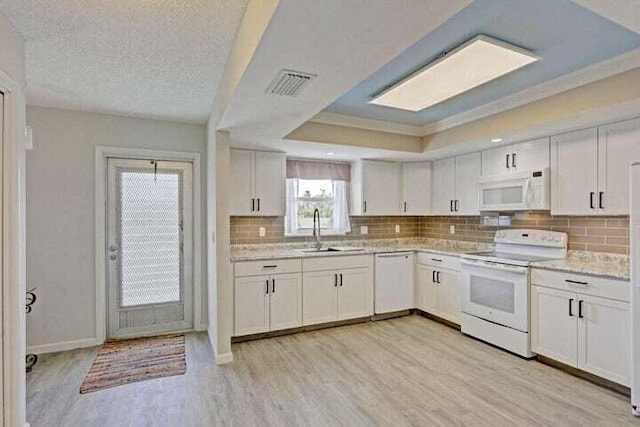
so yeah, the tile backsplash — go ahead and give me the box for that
[230,213,630,255]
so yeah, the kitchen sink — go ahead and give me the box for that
[298,247,365,253]
[298,247,341,253]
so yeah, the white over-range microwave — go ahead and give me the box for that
[478,168,550,211]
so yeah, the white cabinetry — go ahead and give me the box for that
[482,138,549,176]
[234,259,302,336]
[431,153,480,216]
[531,268,630,385]
[401,162,431,215]
[230,149,285,216]
[415,253,461,325]
[551,118,640,215]
[302,255,374,326]
[352,160,401,215]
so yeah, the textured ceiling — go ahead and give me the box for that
[0,0,248,123]
[326,0,640,126]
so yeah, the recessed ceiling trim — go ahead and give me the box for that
[370,35,540,112]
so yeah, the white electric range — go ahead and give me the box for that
[460,229,568,358]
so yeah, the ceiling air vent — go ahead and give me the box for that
[266,69,316,97]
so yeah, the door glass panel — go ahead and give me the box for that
[119,170,182,307]
[483,186,523,205]
[469,275,515,313]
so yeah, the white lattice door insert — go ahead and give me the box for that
[107,158,193,339]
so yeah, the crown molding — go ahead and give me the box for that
[420,46,640,135]
[309,111,423,136]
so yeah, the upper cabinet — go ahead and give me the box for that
[230,149,285,216]
[352,160,401,215]
[482,138,549,176]
[551,118,640,215]
[402,162,431,215]
[431,153,480,216]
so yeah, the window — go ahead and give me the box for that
[285,160,351,236]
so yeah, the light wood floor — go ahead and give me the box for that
[27,316,637,426]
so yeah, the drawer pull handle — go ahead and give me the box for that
[431,258,442,262]
[565,279,588,286]
[262,265,278,269]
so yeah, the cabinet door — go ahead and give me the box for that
[551,128,598,215]
[416,265,438,314]
[302,271,338,326]
[269,273,302,331]
[254,151,285,216]
[482,145,510,176]
[431,157,456,215]
[402,162,431,215]
[455,152,481,215]
[512,137,549,172]
[437,269,461,325]
[598,118,640,215]
[362,160,401,215]
[234,276,269,336]
[531,286,578,366]
[229,149,255,215]
[577,295,630,386]
[337,267,373,321]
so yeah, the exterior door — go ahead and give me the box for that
[107,158,193,339]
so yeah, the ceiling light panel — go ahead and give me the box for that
[370,35,540,112]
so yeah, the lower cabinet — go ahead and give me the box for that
[531,283,630,386]
[302,267,373,326]
[234,272,302,336]
[415,263,461,325]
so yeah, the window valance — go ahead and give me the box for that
[286,159,351,181]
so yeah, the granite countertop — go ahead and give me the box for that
[531,251,630,281]
[230,238,494,262]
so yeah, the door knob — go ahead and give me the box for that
[109,245,118,252]
[109,254,117,261]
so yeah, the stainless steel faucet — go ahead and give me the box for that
[312,208,322,250]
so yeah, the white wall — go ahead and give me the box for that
[0,10,27,427]
[25,106,207,350]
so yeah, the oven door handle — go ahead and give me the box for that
[460,259,528,274]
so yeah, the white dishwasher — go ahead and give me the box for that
[375,252,414,314]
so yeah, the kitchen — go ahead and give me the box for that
[4,0,640,425]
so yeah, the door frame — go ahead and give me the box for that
[95,146,202,344]
[0,67,27,426]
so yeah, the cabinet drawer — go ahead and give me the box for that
[303,255,373,272]
[235,258,301,277]
[531,268,629,302]
[416,252,460,271]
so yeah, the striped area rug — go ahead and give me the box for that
[80,334,186,394]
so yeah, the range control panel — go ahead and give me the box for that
[494,229,568,248]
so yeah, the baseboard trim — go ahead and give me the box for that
[414,309,461,331]
[215,352,234,365]
[27,338,101,355]
[536,355,630,396]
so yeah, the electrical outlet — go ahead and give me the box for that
[360,226,368,235]
[395,224,400,234]
[450,225,455,234]
[259,227,266,237]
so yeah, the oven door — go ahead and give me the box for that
[460,259,529,332]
